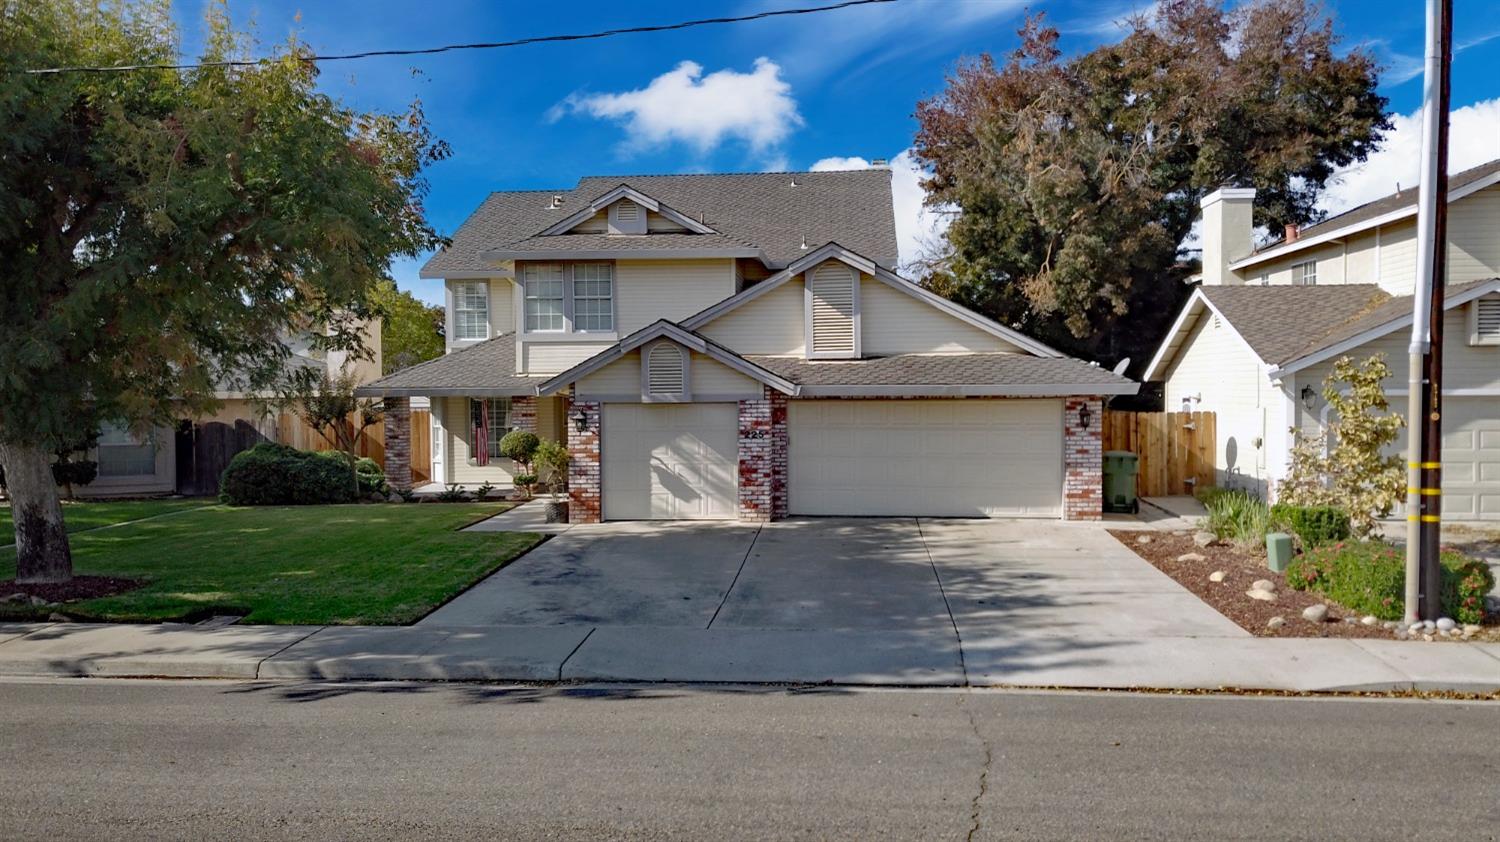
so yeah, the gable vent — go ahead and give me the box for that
[808,263,857,357]
[617,199,639,222]
[646,343,686,395]
[1474,298,1500,345]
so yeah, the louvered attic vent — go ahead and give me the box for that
[608,198,647,235]
[808,262,857,358]
[1471,297,1500,346]
[646,343,686,397]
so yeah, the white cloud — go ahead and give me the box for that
[810,150,951,271]
[1319,97,1500,215]
[552,58,801,161]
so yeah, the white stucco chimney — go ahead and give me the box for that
[1198,187,1256,286]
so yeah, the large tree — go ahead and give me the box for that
[913,0,1389,366]
[372,279,445,374]
[0,1,448,582]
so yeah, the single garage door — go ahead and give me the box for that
[602,403,738,520]
[1429,398,1500,521]
[788,399,1063,518]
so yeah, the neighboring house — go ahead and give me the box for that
[358,169,1136,523]
[75,320,384,498]
[1145,159,1500,520]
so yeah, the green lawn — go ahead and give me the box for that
[0,498,212,539]
[0,503,541,625]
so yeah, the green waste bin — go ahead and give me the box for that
[1102,450,1139,514]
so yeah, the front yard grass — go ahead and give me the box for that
[0,503,541,625]
[0,498,212,539]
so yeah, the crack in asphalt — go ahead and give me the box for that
[915,518,968,685]
[960,693,994,842]
[706,524,762,630]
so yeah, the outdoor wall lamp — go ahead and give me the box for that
[1300,385,1318,411]
[572,408,590,433]
[1078,405,1093,430]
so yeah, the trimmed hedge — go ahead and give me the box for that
[1287,540,1494,625]
[219,443,358,506]
[1269,504,1350,548]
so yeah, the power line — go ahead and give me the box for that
[19,0,899,74]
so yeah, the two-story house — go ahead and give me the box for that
[358,169,1136,523]
[1144,159,1500,520]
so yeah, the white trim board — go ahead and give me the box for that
[1141,288,1268,381]
[535,184,718,237]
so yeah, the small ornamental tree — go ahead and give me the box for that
[1279,354,1405,536]
[274,367,383,498]
[499,430,540,498]
[0,2,448,582]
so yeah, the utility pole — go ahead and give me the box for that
[1404,0,1452,623]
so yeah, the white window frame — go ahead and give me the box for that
[521,262,616,336]
[96,422,156,477]
[467,397,512,463]
[571,263,615,333]
[1293,261,1317,286]
[452,281,490,341]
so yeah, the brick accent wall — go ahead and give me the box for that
[510,395,537,433]
[383,396,413,491]
[566,398,602,524]
[1063,396,1103,521]
[737,387,789,521]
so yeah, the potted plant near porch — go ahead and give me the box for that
[533,438,570,523]
[499,430,540,500]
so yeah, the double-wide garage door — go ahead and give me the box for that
[788,399,1064,518]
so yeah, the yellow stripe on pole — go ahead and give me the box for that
[1408,461,1442,469]
[1407,514,1443,522]
[1406,487,1442,495]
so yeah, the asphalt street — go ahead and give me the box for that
[0,679,1496,840]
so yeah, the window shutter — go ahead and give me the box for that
[809,263,856,356]
[1475,298,1500,344]
[646,344,685,395]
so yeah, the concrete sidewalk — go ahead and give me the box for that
[0,621,1497,693]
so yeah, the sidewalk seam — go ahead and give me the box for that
[254,627,330,679]
[556,627,596,680]
[706,524,761,630]
[915,518,968,687]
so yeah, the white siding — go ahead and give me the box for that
[1162,311,1276,494]
[860,276,1019,354]
[439,396,517,486]
[575,348,760,400]
[445,277,515,349]
[1377,220,1418,296]
[615,259,735,334]
[691,353,758,395]
[698,278,806,355]
[521,341,614,375]
[1449,185,1500,285]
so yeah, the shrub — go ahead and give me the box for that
[475,481,497,501]
[435,483,469,502]
[1202,489,1282,551]
[500,430,540,468]
[1193,486,1233,507]
[1287,540,1494,624]
[219,443,358,506]
[1269,504,1350,548]
[52,459,98,495]
[354,456,387,496]
[533,439,569,501]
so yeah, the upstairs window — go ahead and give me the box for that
[572,263,614,332]
[453,281,489,340]
[523,264,566,332]
[1293,261,1317,286]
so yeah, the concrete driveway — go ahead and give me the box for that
[420,517,1244,642]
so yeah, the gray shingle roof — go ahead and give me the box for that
[353,334,546,397]
[1197,278,1500,368]
[746,354,1137,394]
[421,169,899,276]
[1256,158,1500,251]
[1198,284,1389,365]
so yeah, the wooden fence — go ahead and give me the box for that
[1101,410,1216,498]
[275,408,432,485]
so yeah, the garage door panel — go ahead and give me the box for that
[1392,398,1500,522]
[603,403,737,520]
[789,399,1062,518]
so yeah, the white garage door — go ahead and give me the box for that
[788,399,1063,518]
[602,403,738,520]
[1433,398,1500,521]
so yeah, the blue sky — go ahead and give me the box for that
[171,0,1500,304]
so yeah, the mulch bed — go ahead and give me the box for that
[0,576,143,616]
[1109,530,1391,639]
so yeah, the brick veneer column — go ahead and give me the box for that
[383,396,413,491]
[737,386,790,522]
[1063,396,1103,521]
[510,395,537,433]
[567,398,601,523]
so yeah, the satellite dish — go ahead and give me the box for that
[1112,357,1131,375]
